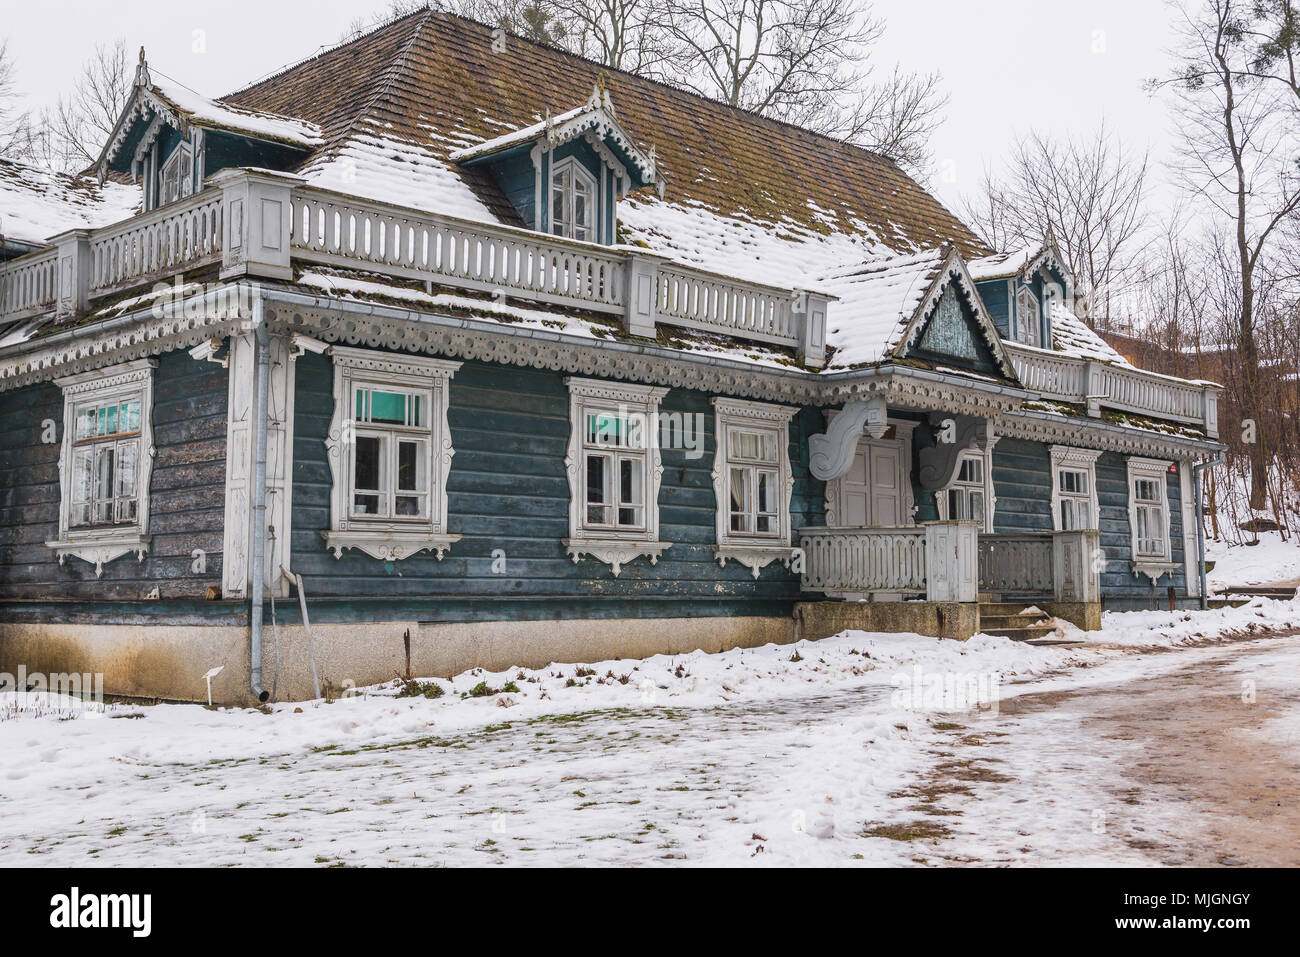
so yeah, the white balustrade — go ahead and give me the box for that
[1005,340,1218,435]
[0,248,58,318]
[799,526,928,594]
[88,192,224,296]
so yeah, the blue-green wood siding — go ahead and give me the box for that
[0,351,227,601]
[975,279,1011,337]
[991,438,1186,598]
[289,352,825,621]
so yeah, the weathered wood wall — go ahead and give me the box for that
[991,437,1186,599]
[0,351,227,602]
[289,352,825,623]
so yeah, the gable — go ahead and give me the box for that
[907,283,1002,375]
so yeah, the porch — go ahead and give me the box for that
[795,525,1102,640]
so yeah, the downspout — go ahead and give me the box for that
[1193,452,1225,611]
[249,291,271,702]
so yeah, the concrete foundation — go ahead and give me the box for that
[1040,601,1102,631]
[794,601,980,642]
[0,615,796,706]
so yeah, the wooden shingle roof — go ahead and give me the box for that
[223,9,987,258]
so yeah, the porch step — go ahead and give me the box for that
[1223,585,1298,600]
[980,624,1059,642]
[978,602,1060,642]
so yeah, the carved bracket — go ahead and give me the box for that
[808,396,888,481]
[918,414,989,491]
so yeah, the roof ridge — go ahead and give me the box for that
[223,6,431,102]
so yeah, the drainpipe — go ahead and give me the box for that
[249,291,271,702]
[1192,452,1225,611]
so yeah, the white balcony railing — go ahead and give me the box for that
[1004,340,1219,437]
[0,247,58,320]
[89,191,224,297]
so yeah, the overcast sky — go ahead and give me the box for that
[2,0,1182,214]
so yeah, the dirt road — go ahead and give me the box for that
[894,633,1300,866]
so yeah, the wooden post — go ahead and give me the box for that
[211,168,304,281]
[925,520,979,603]
[50,228,92,317]
[1051,529,1100,603]
[795,290,829,370]
[622,250,660,338]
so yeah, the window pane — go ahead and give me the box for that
[121,400,141,433]
[353,435,382,514]
[586,453,610,525]
[94,446,115,522]
[970,491,983,521]
[730,467,750,532]
[76,407,96,440]
[117,441,137,498]
[367,390,407,425]
[618,457,643,527]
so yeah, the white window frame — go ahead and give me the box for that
[712,397,798,578]
[1126,456,1176,583]
[159,142,194,206]
[1015,285,1041,348]
[323,347,462,562]
[1050,445,1101,532]
[549,156,597,242]
[46,359,156,576]
[563,377,669,575]
[935,438,998,532]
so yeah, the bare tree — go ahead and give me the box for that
[961,123,1152,326]
[36,39,132,172]
[656,0,945,173]
[554,0,675,73]
[1155,0,1300,512]
[0,39,36,161]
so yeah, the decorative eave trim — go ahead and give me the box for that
[711,396,798,422]
[1,285,1224,466]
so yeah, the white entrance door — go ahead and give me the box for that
[837,438,906,527]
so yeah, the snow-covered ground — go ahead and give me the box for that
[2,598,1299,867]
[1207,530,1300,588]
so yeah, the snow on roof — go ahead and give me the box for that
[448,103,590,162]
[820,249,949,369]
[300,128,496,222]
[967,248,1033,282]
[0,159,139,248]
[1049,303,1131,365]
[150,71,324,149]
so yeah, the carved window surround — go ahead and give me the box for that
[323,346,462,562]
[934,430,999,532]
[1126,456,1175,583]
[1049,445,1102,532]
[563,377,669,576]
[712,397,799,577]
[46,359,157,576]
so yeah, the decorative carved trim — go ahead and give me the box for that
[563,539,670,577]
[711,397,798,560]
[322,529,461,562]
[48,358,156,573]
[1126,456,1174,575]
[808,396,887,480]
[1132,560,1178,584]
[1049,444,1102,532]
[45,533,151,578]
[563,376,668,575]
[714,545,798,578]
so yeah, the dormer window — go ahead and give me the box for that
[1015,285,1040,348]
[550,158,596,242]
[160,143,194,206]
